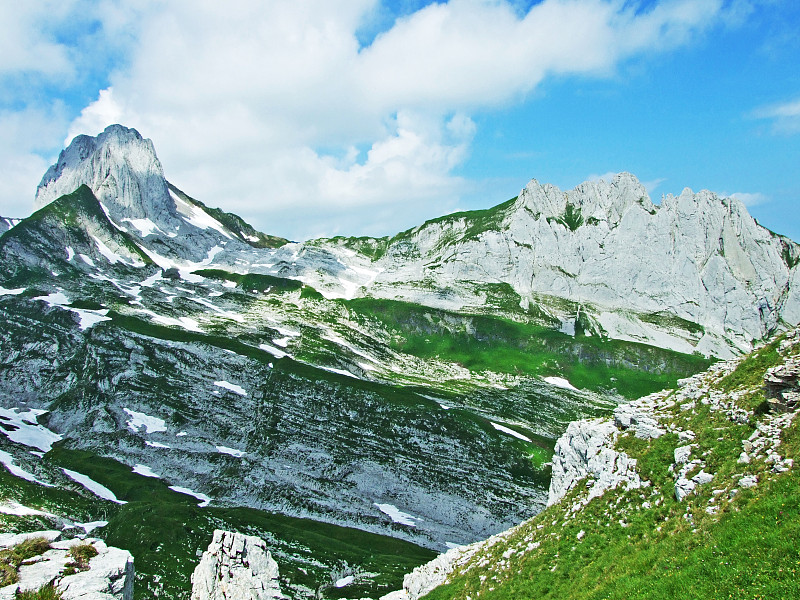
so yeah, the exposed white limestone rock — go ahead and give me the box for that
[674,445,693,465]
[0,533,133,600]
[190,530,283,600]
[548,418,644,507]
[379,527,517,600]
[335,172,800,358]
[614,402,666,440]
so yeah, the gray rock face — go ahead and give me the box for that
[0,533,133,600]
[764,354,800,412]
[33,125,252,264]
[614,402,666,440]
[190,530,283,600]
[548,418,644,507]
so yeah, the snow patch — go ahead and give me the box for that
[98,202,128,232]
[0,449,54,487]
[139,271,164,287]
[132,464,161,478]
[169,485,211,507]
[216,445,245,457]
[214,381,248,396]
[0,407,62,452]
[62,468,127,504]
[172,191,233,239]
[123,217,162,237]
[136,308,203,332]
[123,408,167,434]
[75,521,108,534]
[490,422,533,443]
[92,235,144,267]
[335,576,354,588]
[0,286,25,296]
[374,503,421,527]
[543,376,578,391]
[0,500,54,518]
[32,291,111,330]
[65,246,75,261]
[189,296,244,323]
[79,254,95,267]
[145,441,171,449]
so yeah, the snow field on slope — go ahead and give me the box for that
[123,408,167,434]
[62,468,127,504]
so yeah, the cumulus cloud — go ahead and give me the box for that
[2,0,731,236]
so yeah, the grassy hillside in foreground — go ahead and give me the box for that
[422,330,800,600]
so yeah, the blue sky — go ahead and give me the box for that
[1,0,798,242]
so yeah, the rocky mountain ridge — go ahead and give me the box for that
[25,125,800,360]
[311,174,800,359]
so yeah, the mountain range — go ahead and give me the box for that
[0,124,798,599]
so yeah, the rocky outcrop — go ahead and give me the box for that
[0,531,133,600]
[764,346,799,413]
[547,418,644,507]
[190,530,283,600]
[379,527,518,600]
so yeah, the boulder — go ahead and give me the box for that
[764,358,800,413]
[548,418,643,507]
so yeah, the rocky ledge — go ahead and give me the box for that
[0,531,133,600]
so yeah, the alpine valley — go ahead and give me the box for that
[0,125,798,599]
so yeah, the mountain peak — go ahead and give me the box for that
[34,124,176,228]
[515,172,652,227]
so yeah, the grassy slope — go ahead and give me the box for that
[424,333,799,600]
[314,196,518,260]
[343,298,712,400]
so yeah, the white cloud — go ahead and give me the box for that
[65,88,123,146]
[0,2,75,77]
[3,0,729,237]
[728,192,768,207]
[753,97,800,134]
[0,106,69,216]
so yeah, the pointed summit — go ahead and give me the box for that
[35,125,178,231]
